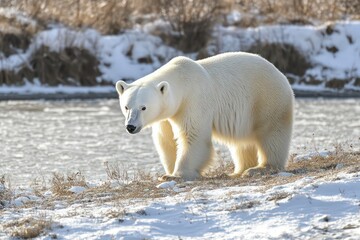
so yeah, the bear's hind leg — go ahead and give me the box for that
[152,121,177,175]
[243,125,291,177]
[229,144,258,178]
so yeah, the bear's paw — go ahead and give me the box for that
[158,174,180,182]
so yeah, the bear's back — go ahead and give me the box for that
[197,52,292,95]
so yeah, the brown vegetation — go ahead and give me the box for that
[0,32,31,57]
[0,175,11,209]
[0,46,104,86]
[2,216,53,239]
[6,148,359,208]
[325,78,349,89]
[2,0,358,33]
[1,0,141,34]
[0,0,359,86]
[51,171,87,196]
[158,0,222,53]
[1,150,358,238]
[248,42,311,77]
[227,0,360,27]
[0,148,359,240]
[1,147,358,240]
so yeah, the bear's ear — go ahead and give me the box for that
[157,81,169,95]
[116,80,129,95]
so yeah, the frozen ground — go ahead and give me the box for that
[1,99,359,187]
[1,165,360,239]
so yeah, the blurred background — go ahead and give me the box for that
[0,0,359,94]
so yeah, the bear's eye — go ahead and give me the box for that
[141,106,146,111]
[125,106,129,110]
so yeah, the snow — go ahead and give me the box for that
[1,172,360,239]
[96,31,172,82]
[0,80,115,95]
[1,17,360,95]
[156,180,177,189]
[226,10,242,25]
[213,21,360,84]
[68,186,86,194]
[0,28,180,95]
[33,28,100,54]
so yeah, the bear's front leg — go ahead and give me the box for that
[152,121,177,175]
[171,129,214,181]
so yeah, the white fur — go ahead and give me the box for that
[116,52,294,180]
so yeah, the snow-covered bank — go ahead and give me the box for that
[213,22,360,80]
[1,18,360,96]
[0,28,180,87]
[0,84,117,100]
[1,171,360,239]
[1,151,360,239]
[1,88,360,101]
[189,20,360,93]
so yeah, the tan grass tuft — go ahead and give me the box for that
[2,216,52,239]
[228,200,261,211]
[0,175,12,208]
[51,171,87,196]
[266,192,292,202]
[104,161,154,183]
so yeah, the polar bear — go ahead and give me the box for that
[116,52,294,181]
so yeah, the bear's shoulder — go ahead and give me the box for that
[169,56,195,66]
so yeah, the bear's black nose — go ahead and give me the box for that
[126,125,136,133]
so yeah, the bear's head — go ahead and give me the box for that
[116,80,170,134]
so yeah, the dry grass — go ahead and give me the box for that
[2,216,53,239]
[158,0,222,52]
[101,162,169,200]
[51,149,359,208]
[38,163,167,206]
[288,149,359,175]
[0,175,12,208]
[104,161,154,183]
[266,192,292,202]
[1,149,358,240]
[189,148,360,192]
[51,171,87,196]
[226,0,360,27]
[3,149,359,211]
[2,0,358,34]
[1,0,140,34]
[227,200,262,211]
[1,0,358,49]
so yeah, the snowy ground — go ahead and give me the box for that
[1,152,360,239]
